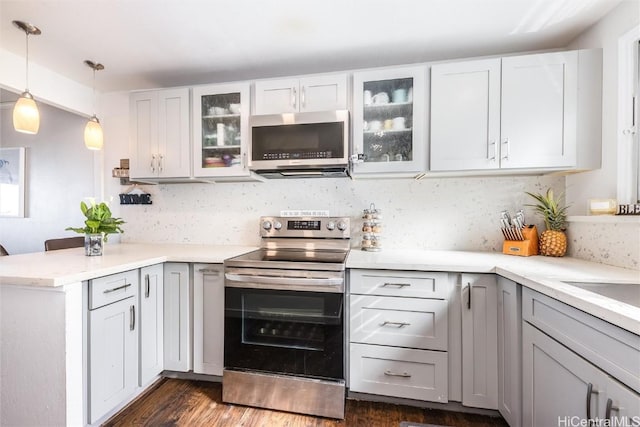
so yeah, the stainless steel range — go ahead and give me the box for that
[222,216,350,419]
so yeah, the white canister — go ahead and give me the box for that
[216,123,225,146]
[363,90,373,105]
[392,117,406,130]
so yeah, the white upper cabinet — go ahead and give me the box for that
[192,83,252,178]
[351,66,428,176]
[129,88,191,179]
[253,74,348,115]
[500,52,577,169]
[431,50,601,172]
[430,59,501,171]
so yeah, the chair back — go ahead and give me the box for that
[44,236,85,251]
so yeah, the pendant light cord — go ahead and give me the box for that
[25,32,29,91]
[92,67,96,115]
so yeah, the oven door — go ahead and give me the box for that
[224,285,344,381]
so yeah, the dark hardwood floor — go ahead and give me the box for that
[103,379,508,427]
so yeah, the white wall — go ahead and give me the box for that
[0,102,98,254]
[566,1,640,213]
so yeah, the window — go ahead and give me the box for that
[617,26,640,205]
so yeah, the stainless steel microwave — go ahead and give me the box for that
[249,110,349,177]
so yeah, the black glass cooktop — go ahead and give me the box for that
[225,248,348,270]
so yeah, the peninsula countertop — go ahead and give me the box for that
[1,243,638,333]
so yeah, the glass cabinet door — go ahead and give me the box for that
[192,83,250,178]
[352,66,427,175]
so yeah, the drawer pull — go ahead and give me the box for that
[586,383,599,422]
[130,305,135,331]
[103,283,131,294]
[381,282,411,288]
[605,398,619,421]
[199,269,221,275]
[384,370,411,378]
[380,321,411,328]
[144,274,150,298]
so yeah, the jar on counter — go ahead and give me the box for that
[370,235,382,250]
[362,220,373,233]
[361,234,372,250]
[371,220,382,233]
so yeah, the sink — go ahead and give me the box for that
[562,281,640,308]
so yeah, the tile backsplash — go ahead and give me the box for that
[118,174,638,270]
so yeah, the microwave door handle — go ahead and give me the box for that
[225,273,343,287]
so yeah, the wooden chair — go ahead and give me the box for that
[0,244,8,256]
[44,236,85,251]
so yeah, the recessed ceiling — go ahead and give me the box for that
[0,0,626,92]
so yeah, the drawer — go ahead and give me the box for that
[350,269,449,299]
[89,269,139,310]
[349,343,448,403]
[522,287,640,393]
[350,295,447,350]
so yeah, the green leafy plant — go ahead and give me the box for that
[66,200,125,242]
[525,188,569,231]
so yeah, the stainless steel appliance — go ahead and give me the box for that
[223,216,350,419]
[249,110,350,178]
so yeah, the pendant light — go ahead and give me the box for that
[84,60,104,150]
[12,20,41,135]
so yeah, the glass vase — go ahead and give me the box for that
[85,233,103,256]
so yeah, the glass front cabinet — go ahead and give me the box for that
[351,66,427,175]
[192,83,251,178]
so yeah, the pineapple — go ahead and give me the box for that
[525,188,569,257]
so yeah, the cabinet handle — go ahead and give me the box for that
[158,154,164,172]
[144,274,150,298]
[292,87,297,110]
[130,305,136,331]
[502,138,510,160]
[301,86,306,108]
[198,268,221,275]
[466,282,472,310]
[488,141,497,161]
[384,370,411,378]
[586,383,599,422]
[380,282,411,288]
[380,321,411,328]
[150,154,156,173]
[103,283,132,294]
[605,398,619,421]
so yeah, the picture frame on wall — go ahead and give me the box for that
[0,147,26,217]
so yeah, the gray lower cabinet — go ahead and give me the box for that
[193,264,224,376]
[497,277,521,427]
[139,264,164,386]
[88,270,140,424]
[163,263,192,372]
[349,269,449,403]
[522,288,640,426]
[460,273,498,410]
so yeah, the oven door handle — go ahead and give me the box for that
[225,273,344,287]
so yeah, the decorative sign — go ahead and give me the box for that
[616,204,640,215]
[119,186,152,205]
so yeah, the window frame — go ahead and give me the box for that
[617,25,640,204]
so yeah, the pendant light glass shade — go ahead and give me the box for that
[84,115,103,150]
[13,91,40,134]
[12,21,41,135]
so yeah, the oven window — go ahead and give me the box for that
[225,287,344,380]
[241,293,338,351]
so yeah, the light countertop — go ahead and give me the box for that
[1,244,638,334]
[0,243,257,287]
[347,249,640,334]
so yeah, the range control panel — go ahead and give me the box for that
[259,216,350,239]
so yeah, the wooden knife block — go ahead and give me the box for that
[502,225,539,257]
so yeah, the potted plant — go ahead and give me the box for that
[525,188,569,257]
[66,199,125,256]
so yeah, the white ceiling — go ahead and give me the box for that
[0,0,626,93]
